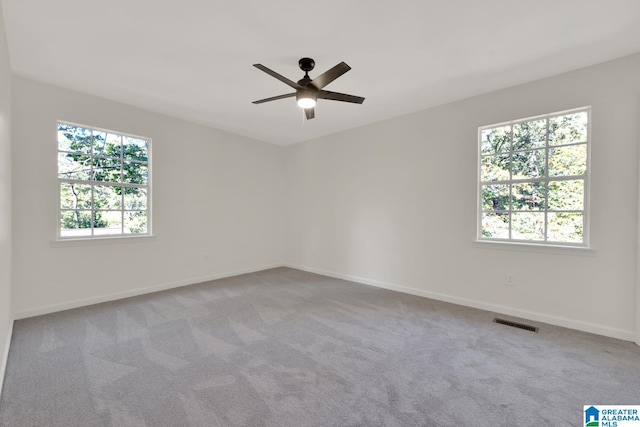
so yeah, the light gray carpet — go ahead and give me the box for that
[1,267,639,426]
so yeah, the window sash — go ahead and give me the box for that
[57,121,151,239]
[477,107,590,246]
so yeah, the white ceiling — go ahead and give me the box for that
[2,0,640,146]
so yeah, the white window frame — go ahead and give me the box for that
[56,121,152,240]
[477,107,591,247]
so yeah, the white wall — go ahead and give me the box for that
[11,77,285,316]
[0,4,12,394]
[285,53,640,341]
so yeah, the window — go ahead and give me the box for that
[478,107,589,246]
[57,121,151,239]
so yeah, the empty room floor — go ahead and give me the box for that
[1,267,639,426]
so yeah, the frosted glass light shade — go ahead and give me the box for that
[297,97,316,109]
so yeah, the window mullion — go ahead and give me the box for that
[544,117,550,241]
[508,125,513,240]
[120,136,124,235]
[90,130,95,236]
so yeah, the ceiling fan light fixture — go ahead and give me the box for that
[297,97,316,109]
[296,91,317,109]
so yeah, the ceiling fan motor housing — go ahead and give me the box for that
[296,71,318,107]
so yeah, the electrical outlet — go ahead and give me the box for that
[505,275,515,286]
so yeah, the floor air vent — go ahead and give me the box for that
[493,318,539,333]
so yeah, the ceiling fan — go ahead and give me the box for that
[252,57,365,120]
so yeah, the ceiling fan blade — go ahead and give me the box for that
[252,93,296,104]
[310,62,351,89]
[305,108,315,120]
[253,64,302,90]
[318,90,365,104]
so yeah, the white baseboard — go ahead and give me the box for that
[13,264,283,320]
[285,263,636,342]
[0,319,14,399]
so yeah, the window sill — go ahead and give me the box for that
[51,234,156,248]
[472,240,597,256]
